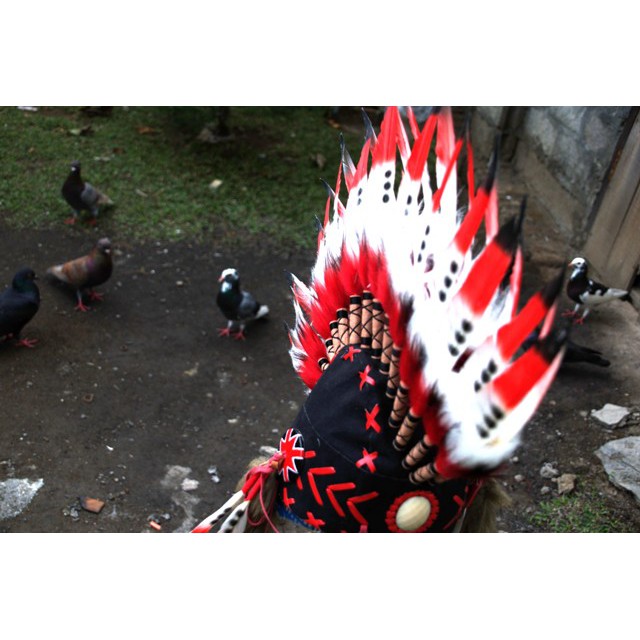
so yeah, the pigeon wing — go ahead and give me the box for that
[0,289,38,336]
[47,255,92,288]
[80,182,102,213]
[237,291,261,320]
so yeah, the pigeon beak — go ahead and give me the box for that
[218,275,224,282]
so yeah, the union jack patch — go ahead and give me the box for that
[278,428,305,482]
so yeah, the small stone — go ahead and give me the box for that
[540,462,559,478]
[80,496,105,513]
[514,474,524,482]
[181,478,199,492]
[207,466,221,483]
[591,403,631,429]
[540,486,551,495]
[595,436,640,504]
[556,473,577,495]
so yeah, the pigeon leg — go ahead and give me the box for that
[64,212,78,225]
[573,309,589,325]
[233,323,247,340]
[86,218,98,227]
[88,289,104,302]
[218,320,236,337]
[15,336,38,348]
[74,290,90,312]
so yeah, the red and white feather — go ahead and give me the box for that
[287,106,566,480]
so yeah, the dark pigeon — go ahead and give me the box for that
[565,256,630,323]
[523,328,610,368]
[216,267,269,340]
[0,267,40,348]
[562,340,610,367]
[47,237,113,312]
[61,160,113,225]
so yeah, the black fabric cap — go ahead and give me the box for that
[276,346,478,532]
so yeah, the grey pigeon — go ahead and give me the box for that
[0,267,40,348]
[61,160,114,225]
[216,268,269,340]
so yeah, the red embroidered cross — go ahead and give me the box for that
[305,511,325,529]
[359,364,375,390]
[282,487,295,508]
[364,403,381,433]
[356,448,378,473]
[342,345,362,362]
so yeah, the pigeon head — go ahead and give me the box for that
[218,268,239,285]
[70,160,81,173]
[13,267,38,289]
[569,257,587,271]
[95,237,112,256]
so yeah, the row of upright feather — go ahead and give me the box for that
[287,107,567,482]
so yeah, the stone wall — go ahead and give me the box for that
[471,106,633,249]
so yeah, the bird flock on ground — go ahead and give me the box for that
[0,158,272,351]
[0,121,632,364]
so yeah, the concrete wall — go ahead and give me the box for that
[471,106,633,248]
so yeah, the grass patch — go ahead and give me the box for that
[0,106,366,250]
[529,486,634,533]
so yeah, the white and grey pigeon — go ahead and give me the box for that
[564,257,631,323]
[216,268,269,340]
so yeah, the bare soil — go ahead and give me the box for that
[2,169,640,533]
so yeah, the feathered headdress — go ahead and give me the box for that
[194,106,567,533]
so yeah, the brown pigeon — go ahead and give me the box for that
[47,238,113,311]
[61,160,114,225]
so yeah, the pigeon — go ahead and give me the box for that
[523,328,610,368]
[193,107,568,534]
[563,340,610,367]
[0,267,40,348]
[47,238,113,312]
[565,256,630,323]
[61,160,114,225]
[216,268,269,339]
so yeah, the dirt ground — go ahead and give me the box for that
[1,168,640,533]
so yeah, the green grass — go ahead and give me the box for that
[529,486,634,533]
[0,106,365,250]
